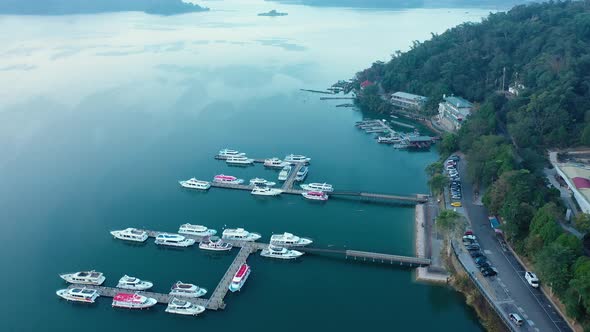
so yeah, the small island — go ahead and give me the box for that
[257,9,288,17]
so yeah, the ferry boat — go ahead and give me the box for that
[222,228,261,241]
[179,178,211,190]
[249,178,276,187]
[278,165,292,181]
[260,245,303,259]
[378,136,398,144]
[213,174,244,185]
[56,287,99,303]
[112,293,157,309]
[226,156,254,165]
[218,149,245,157]
[300,183,334,192]
[228,264,251,292]
[393,142,409,149]
[270,232,313,247]
[302,191,329,201]
[295,166,308,181]
[178,224,217,237]
[169,281,207,298]
[284,154,311,163]
[251,186,282,196]
[199,236,233,251]
[263,158,286,168]
[165,298,206,316]
[117,275,153,291]
[60,271,106,285]
[110,228,148,242]
[155,234,195,247]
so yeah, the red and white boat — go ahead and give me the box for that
[228,264,251,292]
[213,174,244,185]
[302,191,328,201]
[112,293,157,309]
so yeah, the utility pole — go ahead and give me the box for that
[502,66,506,92]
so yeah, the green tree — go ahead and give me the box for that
[438,133,458,156]
[436,209,464,256]
[536,241,578,296]
[428,174,449,196]
[425,161,443,177]
[574,213,590,233]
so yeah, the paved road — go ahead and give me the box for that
[456,158,573,332]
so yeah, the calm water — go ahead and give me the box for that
[0,1,490,331]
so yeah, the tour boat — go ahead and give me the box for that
[178,224,217,237]
[278,165,292,181]
[165,298,206,316]
[199,236,233,251]
[218,149,245,157]
[300,183,334,192]
[226,156,254,165]
[117,275,153,291]
[270,232,313,247]
[169,281,207,298]
[155,233,195,247]
[302,191,329,201]
[112,292,157,309]
[213,174,244,185]
[284,154,311,163]
[378,136,399,144]
[179,178,211,190]
[263,158,286,168]
[60,271,106,285]
[110,228,148,242]
[56,287,99,303]
[249,178,276,187]
[222,228,261,241]
[260,245,304,259]
[251,186,283,196]
[295,166,309,181]
[228,264,251,292]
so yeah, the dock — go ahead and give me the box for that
[298,247,431,267]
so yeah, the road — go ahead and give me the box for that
[456,158,573,332]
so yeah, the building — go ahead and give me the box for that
[390,92,428,111]
[360,80,373,90]
[549,151,590,214]
[438,95,473,131]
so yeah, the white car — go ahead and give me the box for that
[525,271,539,288]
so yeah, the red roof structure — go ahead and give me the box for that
[360,80,373,88]
[573,177,590,189]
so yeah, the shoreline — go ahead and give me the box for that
[414,202,449,284]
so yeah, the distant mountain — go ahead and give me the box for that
[0,0,209,15]
[266,0,534,9]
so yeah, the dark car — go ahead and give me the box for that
[450,155,460,161]
[466,244,480,251]
[481,267,497,277]
[474,256,487,264]
[470,251,484,258]
[477,261,491,269]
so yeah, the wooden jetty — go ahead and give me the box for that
[331,191,428,203]
[298,247,431,267]
[319,97,354,100]
[206,245,255,310]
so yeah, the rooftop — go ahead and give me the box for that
[444,96,473,109]
[560,164,590,204]
[392,91,428,101]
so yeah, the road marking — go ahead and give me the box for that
[527,320,534,326]
[484,249,492,254]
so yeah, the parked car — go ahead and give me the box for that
[451,201,462,207]
[525,271,539,288]
[466,244,480,251]
[450,155,460,161]
[482,267,498,277]
[477,261,491,269]
[470,251,484,258]
[474,256,487,265]
[509,313,524,326]
[464,230,473,236]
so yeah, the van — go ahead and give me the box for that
[509,313,524,326]
[525,271,539,288]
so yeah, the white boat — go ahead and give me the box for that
[284,154,311,163]
[222,228,261,241]
[213,174,244,184]
[165,298,206,316]
[270,232,313,247]
[251,186,283,196]
[229,264,251,293]
[56,287,99,303]
[300,183,334,192]
[179,178,211,190]
[60,271,106,285]
[278,165,292,181]
[178,224,217,237]
[112,293,157,309]
[155,234,195,247]
[263,158,287,168]
[117,275,153,291]
[169,281,207,298]
[302,191,329,201]
[226,156,254,165]
[199,236,233,251]
[110,228,148,242]
[249,178,276,187]
[295,166,308,181]
[218,149,245,157]
[260,245,303,259]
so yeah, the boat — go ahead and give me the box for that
[218,149,245,157]
[110,228,148,242]
[295,166,308,181]
[278,165,292,181]
[284,154,311,163]
[258,9,288,16]
[112,292,157,309]
[213,174,244,184]
[169,281,207,298]
[165,298,206,316]
[378,136,399,144]
[226,156,254,165]
[56,287,99,303]
[60,271,106,285]
[199,236,233,251]
[300,183,334,192]
[260,245,303,259]
[117,275,153,291]
[178,224,217,237]
[263,158,286,168]
[155,233,195,247]
[251,186,282,196]
[249,178,276,187]
[222,228,261,241]
[302,191,329,201]
[228,264,251,292]
[270,232,313,247]
[393,143,409,149]
[179,178,211,190]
